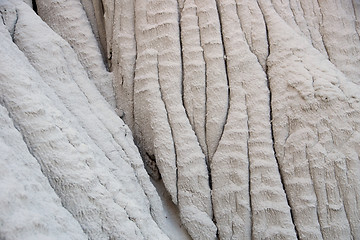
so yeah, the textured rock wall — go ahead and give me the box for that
[1,0,360,239]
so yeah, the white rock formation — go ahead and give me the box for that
[1,0,359,239]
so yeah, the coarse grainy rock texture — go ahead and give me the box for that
[0,0,359,239]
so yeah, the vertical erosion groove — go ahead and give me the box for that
[109,0,137,130]
[178,1,186,121]
[3,0,360,239]
[194,0,229,162]
[180,0,208,159]
[87,0,108,66]
[132,0,137,130]
[134,0,216,238]
[133,47,178,202]
[213,0,231,161]
[234,0,268,70]
[267,57,300,239]
[244,93,252,239]
[262,10,300,240]
[258,1,360,238]
[211,0,252,239]
[156,53,179,204]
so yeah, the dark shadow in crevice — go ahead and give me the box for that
[32,0,37,14]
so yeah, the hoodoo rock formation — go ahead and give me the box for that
[1,0,360,239]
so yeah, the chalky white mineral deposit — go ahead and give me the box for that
[1,0,360,239]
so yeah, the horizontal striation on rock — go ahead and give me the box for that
[1,0,360,239]
[180,0,207,157]
[133,48,178,202]
[0,1,172,239]
[35,0,116,107]
[215,0,297,239]
[260,0,360,238]
[0,103,88,240]
[135,0,216,238]
[193,0,229,162]
[235,0,269,70]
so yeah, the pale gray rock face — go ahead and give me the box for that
[0,0,359,239]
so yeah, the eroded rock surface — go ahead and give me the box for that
[1,0,359,239]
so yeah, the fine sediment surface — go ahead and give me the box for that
[1,0,359,239]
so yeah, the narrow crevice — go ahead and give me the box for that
[92,0,109,70]
[177,2,188,130]
[194,5,210,163]
[132,0,137,132]
[211,3,231,237]
[315,0,330,61]
[322,39,331,62]
[244,93,253,239]
[212,0,231,164]
[32,0,38,14]
[107,0,116,71]
[194,4,212,190]
[12,9,19,41]
[145,151,161,180]
[177,3,207,160]
[155,53,179,203]
[193,3,217,233]
[255,0,269,59]
[202,51,213,190]
[0,6,18,41]
[267,63,300,240]
[0,15,5,26]
[178,6,207,161]
[263,19,300,239]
